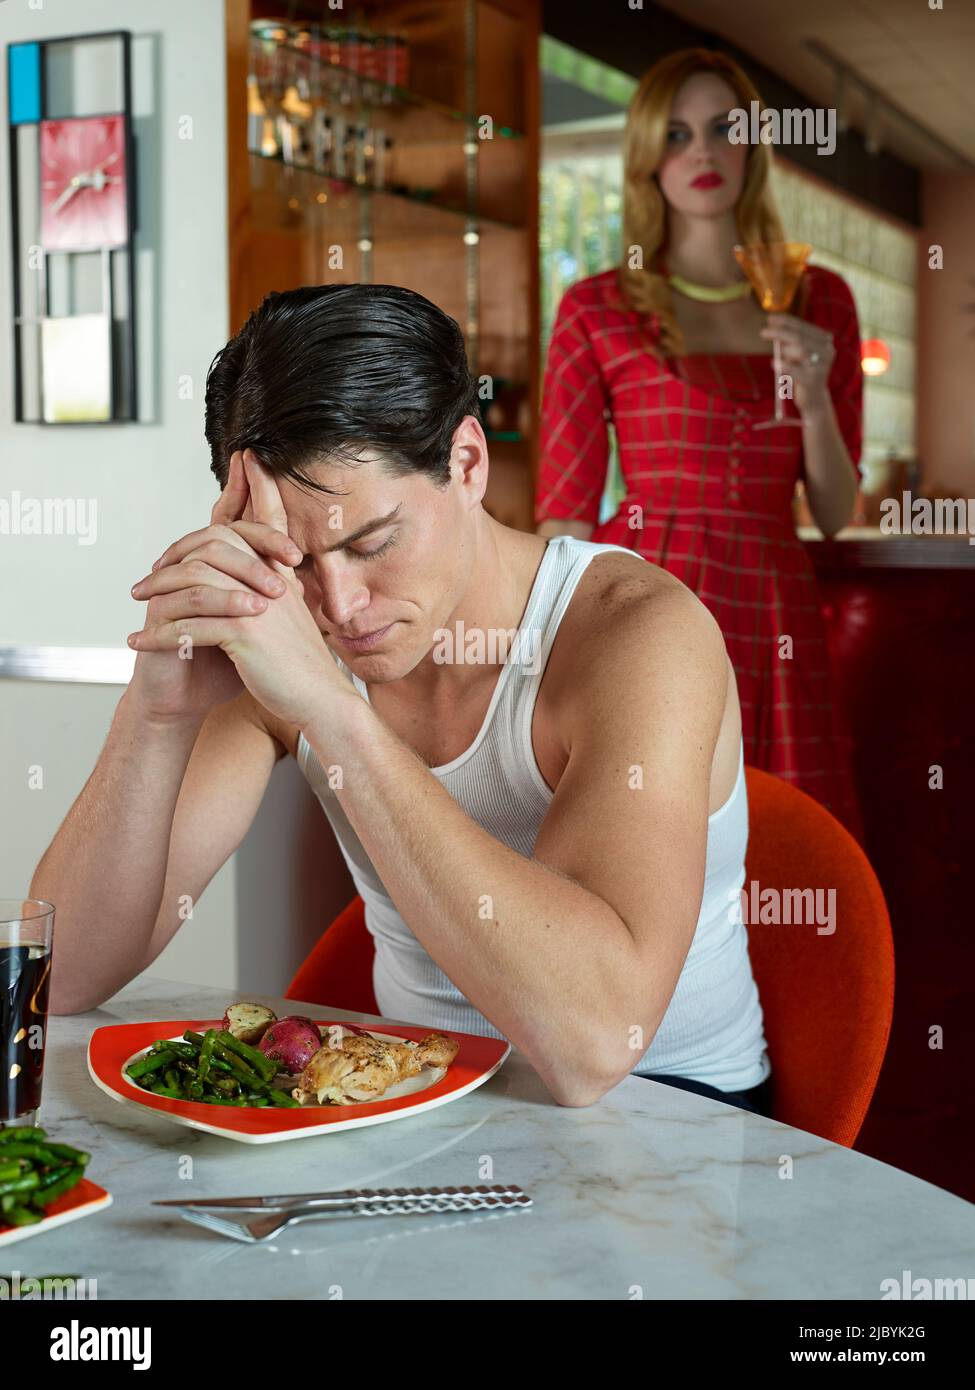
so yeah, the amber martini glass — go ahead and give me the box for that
[733,241,812,429]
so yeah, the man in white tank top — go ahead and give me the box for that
[38,284,770,1115]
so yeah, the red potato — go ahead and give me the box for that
[258,1016,325,1075]
[222,1002,276,1044]
[322,1021,373,1043]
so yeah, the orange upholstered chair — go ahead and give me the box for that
[286,894,378,1016]
[285,767,894,1146]
[742,766,894,1147]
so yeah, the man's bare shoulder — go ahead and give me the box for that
[557,548,719,663]
[552,550,727,721]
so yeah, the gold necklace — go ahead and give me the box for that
[660,256,752,303]
[668,273,753,303]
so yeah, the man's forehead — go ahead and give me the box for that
[281,484,402,553]
[279,478,350,523]
[278,453,378,517]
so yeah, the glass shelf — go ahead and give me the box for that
[252,31,525,140]
[239,0,536,476]
[249,149,522,231]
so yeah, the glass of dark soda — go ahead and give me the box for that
[0,900,55,1129]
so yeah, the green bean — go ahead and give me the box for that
[0,1160,25,1182]
[35,1161,73,1190]
[0,1125,47,1143]
[176,1063,204,1094]
[4,1203,43,1226]
[32,1165,84,1208]
[0,1142,62,1164]
[41,1142,89,1166]
[188,1028,218,1098]
[211,1043,264,1087]
[126,1048,177,1079]
[267,1088,301,1108]
[197,1029,218,1083]
[0,1171,41,1196]
[215,1031,277,1083]
[176,1045,236,1071]
[207,1076,240,1097]
[177,1054,233,1077]
[132,1029,296,1109]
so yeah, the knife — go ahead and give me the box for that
[153,1184,529,1213]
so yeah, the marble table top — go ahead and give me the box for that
[15,977,975,1299]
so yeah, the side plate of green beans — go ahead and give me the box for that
[124,1028,301,1109]
[0,1127,91,1228]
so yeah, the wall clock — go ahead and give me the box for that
[40,115,129,252]
[7,30,137,423]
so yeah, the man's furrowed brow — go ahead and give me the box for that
[310,503,403,555]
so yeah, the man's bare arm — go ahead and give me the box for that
[33,690,283,1015]
[299,574,727,1107]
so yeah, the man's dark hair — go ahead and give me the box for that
[204,283,481,497]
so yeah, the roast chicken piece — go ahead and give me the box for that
[293,1030,460,1106]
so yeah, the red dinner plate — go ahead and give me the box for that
[87,1017,510,1144]
[0,1178,112,1247]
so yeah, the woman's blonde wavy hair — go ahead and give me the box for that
[616,48,786,357]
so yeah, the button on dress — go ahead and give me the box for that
[536,265,863,838]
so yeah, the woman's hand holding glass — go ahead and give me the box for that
[760,314,837,420]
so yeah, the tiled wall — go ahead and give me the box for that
[770,161,918,484]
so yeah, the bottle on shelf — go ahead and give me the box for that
[247,74,267,155]
[372,129,391,191]
[309,109,333,175]
[278,78,313,166]
[331,110,349,180]
[247,18,407,194]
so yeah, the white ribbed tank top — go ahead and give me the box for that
[296,535,771,1092]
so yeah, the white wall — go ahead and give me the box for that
[0,0,231,640]
[0,0,357,1000]
[0,0,239,989]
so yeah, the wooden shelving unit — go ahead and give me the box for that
[225,0,540,531]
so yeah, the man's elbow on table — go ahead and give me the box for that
[48,960,131,1017]
[544,1062,638,1109]
[538,1028,654,1108]
[48,986,105,1017]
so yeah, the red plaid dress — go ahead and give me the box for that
[535,264,864,839]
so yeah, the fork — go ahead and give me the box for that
[161,1185,532,1243]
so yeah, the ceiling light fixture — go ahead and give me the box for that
[805,39,974,170]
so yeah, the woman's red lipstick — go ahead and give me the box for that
[690,171,724,189]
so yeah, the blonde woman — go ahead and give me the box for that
[536,48,863,838]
